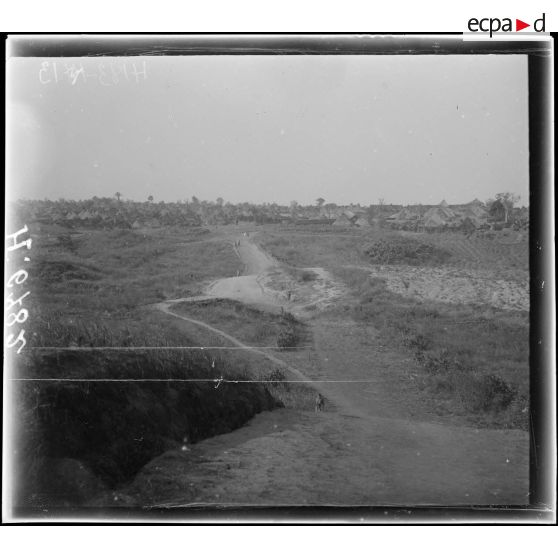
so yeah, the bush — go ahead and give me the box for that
[477,373,517,411]
[404,333,431,352]
[418,349,518,414]
[277,326,298,350]
[298,270,317,282]
[281,310,298,324]
[56,233,78,253]
[266,368,287,387]
[260,368,317,410]
[402,326,523,424]
[35,259,103,283]
[363,236,452,265]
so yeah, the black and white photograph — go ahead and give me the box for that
[3,34,554,524]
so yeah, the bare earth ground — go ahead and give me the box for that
[345,264,528,312]
[111,228,529,507]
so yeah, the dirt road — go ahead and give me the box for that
[204,234,282,310]
[134,231,529,507]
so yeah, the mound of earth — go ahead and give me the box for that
[362,265,528,312]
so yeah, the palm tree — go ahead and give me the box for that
[289,200,298,219]
[496,192,520,223]
[316,197,325,208]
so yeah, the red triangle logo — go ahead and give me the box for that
[516,19,530,31]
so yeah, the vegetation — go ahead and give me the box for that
[363,236,453,266]
[333,268,529,430]
[260,368,320,411]
[12,227,278,506]
[27,226,238,320]
[12,191,528,234]
[8,204,530,508]
[170,299,306,350]
[260,227,529,430]
[15,303,285,506]
[261,230,455,267]
[276,325,299,350]
[296,269,318,282]
[259,230,365,268]
[424,234,528,272]
[15,335,278,506]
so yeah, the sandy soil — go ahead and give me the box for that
[260,266,346,314]
[116,229,529,508]
[346,264,529,312]
[163,231,345,315]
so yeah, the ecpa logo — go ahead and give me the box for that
[467,12,546,37]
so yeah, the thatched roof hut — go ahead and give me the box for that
[355,216,371,227]
[333,214,353,227]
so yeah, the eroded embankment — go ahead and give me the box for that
[14,350,278,507]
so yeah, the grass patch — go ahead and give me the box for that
[258,228,527,274]
[332,267,529,430]
[26,226,240,319]
[363,236,452,266]
[259,227,528,429]
[170,299,307,349]
[258,230,368,268]
[12,225,284,507]
[259,368,320,411]
[258,229,451,268]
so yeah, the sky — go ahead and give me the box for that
[7,54,529,206]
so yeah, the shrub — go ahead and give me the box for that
[405,333,431,352]
[281,310,298,324]
[277,326,298,350]
[34,259,103,283]
[477,373,517,411]
[266,368,287,387]
[410,339,521,420]
[363,236,452,265]
[298,269,318,282]
[260,368,317,410]
[56,233,78,253]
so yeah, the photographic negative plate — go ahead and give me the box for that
[3,34,555,524]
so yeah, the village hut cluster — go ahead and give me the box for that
[278,198,528,236]
[384,199,529,234]
[16,198,202,230]
[13,196,528,235]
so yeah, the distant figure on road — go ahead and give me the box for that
[287,290,292,301]
[315,393,325,412]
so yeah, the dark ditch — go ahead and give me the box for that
[14,350,279,507]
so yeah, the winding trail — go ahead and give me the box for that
[155,304,309,383]
[154,233,314,382]
[135,229,530,507]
